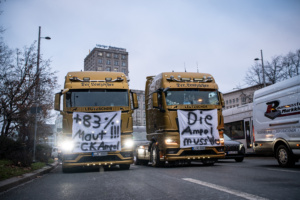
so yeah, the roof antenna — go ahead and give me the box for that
[197,62,199,73]
[184,62,186,72]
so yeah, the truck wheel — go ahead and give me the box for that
[151,143,163,167]
[135,156,148,165]
[235,157,244,162]
[119,164,130,170]
[276,145,295,167]
[135,156,141,165]
[62,166,72,173]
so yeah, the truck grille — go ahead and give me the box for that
[78,155,121,163]
[180,150,216,156]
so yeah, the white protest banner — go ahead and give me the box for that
[72,111,121,153]
[177,109,220,148]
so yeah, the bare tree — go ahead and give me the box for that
[244,63,263,86]
[0,41,58,144]
[283,49,300,78]
[264,55,284,84]
[245,49,300,87]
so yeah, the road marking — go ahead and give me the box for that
[267,168,300,173]
[182,178,269,200]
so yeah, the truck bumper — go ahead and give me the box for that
[162,147,225,161]
[62,151,133,168]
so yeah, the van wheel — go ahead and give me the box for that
[151,143,163,167]
[276,145,295,167]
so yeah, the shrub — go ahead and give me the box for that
[35,144,52,163]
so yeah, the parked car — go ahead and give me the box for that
[223,134,245,162]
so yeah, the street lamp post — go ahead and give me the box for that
[33,26,51,162]
[254,50,266,87]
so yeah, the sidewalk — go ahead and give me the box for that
[0,161,58,193]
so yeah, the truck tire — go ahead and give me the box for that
[119,164,130,170]
[235,157,244,162]
[135,156,148,165]
[276,145,295,167]
[151,143,163,167]
[62,166,72,173]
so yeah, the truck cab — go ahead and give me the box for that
[55,71,138,172]
[136,72,225,167]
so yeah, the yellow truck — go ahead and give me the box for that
[135,72,225,166]
[54,71,138,172]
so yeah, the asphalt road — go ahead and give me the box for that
[1,157,300,200]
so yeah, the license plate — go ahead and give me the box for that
[92,152,108,156]
[192,146,205,150]
[228,151,238,154]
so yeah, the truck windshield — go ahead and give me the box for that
[66,89,129,107]
[165,89,219,105]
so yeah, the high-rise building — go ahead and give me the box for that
[84,45,146,126]
[84,44,129,76]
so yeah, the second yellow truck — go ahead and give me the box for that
[136,72,226,166]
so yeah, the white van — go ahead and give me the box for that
[253,75,300,167]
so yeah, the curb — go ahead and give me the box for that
[0,161,58,193]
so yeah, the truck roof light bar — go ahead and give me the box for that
[69,77,124,82]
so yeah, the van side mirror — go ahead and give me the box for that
[219,92,225,108]
[152,92,158,108]
[131,92,139,109]
[54,93,61,111]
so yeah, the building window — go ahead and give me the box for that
[233,99,235,103]
[97,67,102,71]
[114,54,119,59]
[241,97,246,104]
[121,55,126,59]
[236,98,239,103]
[114,67,118,72]
[98,59,102,64]
[122,68,126,74]
[122,62,126,67]
[106,67,111,71]
[106,53,111,57]
[98,52,103,56]
[106,60,111,65]
[226,100,228,105]
[229,99,232,104]
[114,61,119,66]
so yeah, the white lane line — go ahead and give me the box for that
[182,178,269,200]
[267,168,300,173]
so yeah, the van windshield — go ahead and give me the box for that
[165,89,219,105]
[66,89,129,107]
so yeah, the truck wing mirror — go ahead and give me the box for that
[131,92,139,109]
[152,92,159,108]
[54,92,61,111]
[219,92,225,108]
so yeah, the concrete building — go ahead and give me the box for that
[131,89,146,126]
[84,44,129,76]
[223,84,264,110]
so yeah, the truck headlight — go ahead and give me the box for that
[124,139,134,148]
[165,138,177,145]
[61,140,74,152]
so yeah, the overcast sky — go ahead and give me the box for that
[1,0,300,93]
